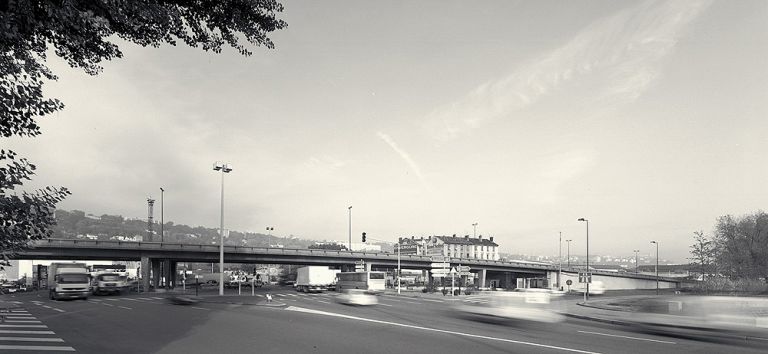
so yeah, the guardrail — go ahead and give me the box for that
[31,238,557,271]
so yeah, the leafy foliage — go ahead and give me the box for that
[1,0,286,262]
[712,211,768,281]
[688,230,714,280]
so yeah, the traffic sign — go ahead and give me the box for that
[431,269,449,274]
[566,279,573,286]
[355,260,365,265]
[431,273,447,278]
[450,267,457,274]
[457,272,472,276]
[430,262,448,269]
[578,272,592,283]
[457,266,471,272]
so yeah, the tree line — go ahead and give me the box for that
[689,210,768,291]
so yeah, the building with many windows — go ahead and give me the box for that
[398,235,500,261]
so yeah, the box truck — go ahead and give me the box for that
[48,262,90,300]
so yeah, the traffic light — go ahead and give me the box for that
[362,232,367,242]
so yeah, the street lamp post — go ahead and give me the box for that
[397,242,401,295]
[633,249,640,274]
[650,241,659,294]
[160,187,164,243]
[558,232,562,290]
[472,223,478,238]
[213,161,233,296]
[348,206,352,251]
[566,239,572,268]
[577,218,589,301]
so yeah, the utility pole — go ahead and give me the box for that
[472,223,478,238]
[348,206,352,251]
[566,239,572,268]
[160,188,164,243]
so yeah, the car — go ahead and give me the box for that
[335,289,378,306]
[1,284,18,294]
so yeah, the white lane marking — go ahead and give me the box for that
[118,306,132,310]
[41,306,51,309]
[102,303,115,307]
[190,307,209,311]
[316,300,331,304]
[4,321,42,324]
[378,303,393,307]
[0,337,64,342]
[6,317,36,320]
[0,330,55,335]
[51,308,65,313]
[150,297,163,300]
[576,331,676,344]
[136,298,152,300]
[385,299,402,302]
[105,298,120,301]
[401,300,420,305]
[0,345,75,351]
[122,298,139,301]
[285,306,601,354]
[288,294,298,297]
[0,324,48,328]
[89,299,103,302]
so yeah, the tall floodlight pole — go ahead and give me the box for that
[577,218,589,301]
[651,241,659,294]
[213,161,233,296]
[566,239,572,268]
[633,249,640,273]
[348,206,352,251]
[147,198,155,242]
[558,232,562,290]
[472,223,478,238]
[160,188,165,243]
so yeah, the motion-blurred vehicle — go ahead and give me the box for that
[296,266,338,292]
[167,294,200,305]
[624,296,768,341]
[92,272,128,295]
[335,289,378,306]
[1,283,18,294]
[455,290,564,323]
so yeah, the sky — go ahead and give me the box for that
[6,0,768,262]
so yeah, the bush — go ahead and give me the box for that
[464,289,472,295]
[691,277,768,294]
[421,288,428,293]
[441,288,448,296]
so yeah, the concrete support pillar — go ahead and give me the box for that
[140,256,151,293]
[151,259,161,291]
[505,272,514,290]
[365,263,372,272]
[163,259,172,289]
[478,268,487,289]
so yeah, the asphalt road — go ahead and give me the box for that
[1,287,766,353]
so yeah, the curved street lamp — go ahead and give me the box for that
[650,241,659,294]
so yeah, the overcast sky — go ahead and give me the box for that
[7,0,767,261]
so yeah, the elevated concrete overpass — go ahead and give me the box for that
[15,238,689,291]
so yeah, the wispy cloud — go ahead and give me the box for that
[425,0,712,140]
[377,132,428,188]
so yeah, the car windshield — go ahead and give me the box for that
[58,274,89,284]
[99,275,120,281]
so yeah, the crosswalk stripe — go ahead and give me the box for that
[0,325,47,328]
[0,330,55,334]
[4,321,42,324]
[7,317,36,320]
[0,337,64,342]
[0,344,75,351]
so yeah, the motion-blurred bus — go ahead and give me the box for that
[335,271,386,293]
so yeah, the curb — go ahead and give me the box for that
[195,298,288,307]
[562,312,630,326]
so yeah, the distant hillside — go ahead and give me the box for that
[52,209,317,249]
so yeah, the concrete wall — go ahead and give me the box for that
[554,271,682,291]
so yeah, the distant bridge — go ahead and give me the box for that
[15,238,688,292]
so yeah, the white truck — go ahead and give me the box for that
[91,271,128,295]
[48,262,90,300]
[295,266,339,293]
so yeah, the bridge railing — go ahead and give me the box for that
[32,238,557,270]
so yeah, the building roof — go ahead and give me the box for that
[399,235,498,247]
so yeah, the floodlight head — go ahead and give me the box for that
[213,161,223,171]
[578,218,587,222]
[348,206,352,209]
[650,240,657,244]
[222,163,233,173]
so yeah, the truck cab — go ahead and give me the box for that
[49,263,90,300]
[92,272,127,295]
